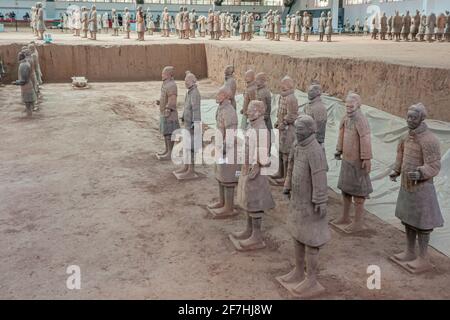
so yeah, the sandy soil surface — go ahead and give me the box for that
[1,30,450,69]
[1,81,449,299]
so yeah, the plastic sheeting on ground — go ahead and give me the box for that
[199,91,450,257]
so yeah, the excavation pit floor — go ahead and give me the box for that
[1,81,450,299]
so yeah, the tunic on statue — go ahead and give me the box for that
[159,79,180,136]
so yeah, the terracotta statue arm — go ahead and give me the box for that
[417,159,441,180]
[191,92,201,123]
[335,119,345,159]
[283,99,298,125]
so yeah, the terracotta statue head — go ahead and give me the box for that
[162,66,174,81]
[308,83,322,101]
[295,115,316,142]
[255,72,267,88]
[224,65,234,77]
[18,51,26,62]
[281,76,294,91]
[185,71,197,89]
[244,70,256,84]
[247,100,265,121]
[407,103,427,130]
[345,92,362,115]
[216,86,232,104]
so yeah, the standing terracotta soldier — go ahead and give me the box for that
[175,7,183,38]
[256,72,272,133]
[88,5,97,40]
[389,103,443,273]
[146,9,155,35]
[267,10,274,40]
[111,9,119,36]
[36,2,46,40]
[207,9,214,40]
[289,14,296,40]
[181,7,190,39]
[303,11,311,42]
[445,11,450,42]
[190,9,197,38]
[363,16,369,36]
[198,15,206,37]
[174,72,201,180]
[240,70,257,130]
[226,12,232,38]
[246,12,254,41]
[13,51,37,117]
[304,83,327,146]
[380,13,388,40]
[239,11,246,41]
[22,48,39,103]
[123,8,131,39]
[371,14,379,40]
[355,18,360,35]
[214,11,221,40]
[418,11,427,41]
[425,13,436,42]
[401,11,411,41]
[73,7,81,37]
[136,6,145,41]
[28,43,43,86]
[96,12,102,34]
[31,6,37,36]
[274,10,281,41]
[334,93,373,233]
[286,15,291,39]
[230,100,275,251]
[325,12,332,42]
[102,12,109,34]
[410,10,421,41]
[271,76,298,186]
[207,86,239,218]
[161,7,170,37]
[392,11,402,41]
[224,65,237,109]
[156,66,179,160]
[345,18,351,33]
[436,13,446,42]
[318,12,326,42]
[220,12,227,38]
[387,14,394,40]
[279,115,329,298]
[81,7,88,38]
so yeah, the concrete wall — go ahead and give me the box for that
[204,43,450,121]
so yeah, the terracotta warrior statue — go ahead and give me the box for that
[325,12,332,42]
[136,6,145,41]
[387,14,394,40]
[401,11,411,41]
[174,72,201,180]
[380,13,387,40]
[146,9,155,35]
[156,66,179,160]
[318,12,326,42]
[425,13,437,42]
[240,70,257,130]
[214,11,221,40]
[355,18,360,35]
[190,9,197,38]
[88,5,97,40]
[81,7,88,38]
[123,8,131,39]
[286,15,291,39]
[280,115,329,298]
[304,83,327,146]
[175,7,183,38]
[230,100,275,251]
[22,48,39,104]
[392,11,401,41]
[436,12,446,42]
[198,15,206,37]
[111,9,119,36]
[207,86,238,218]
[303,12,311,42]
[13,51,37,117]
[102,12,109,34]
[255,72,272,133]
[208,9,214,40]
[271,76,298,186]
[418,11,427,41]
[226,12,233,38]
[446,11,450,42]
[161,7,170,37]
[334,93,373,233]
[389,103,443,273]
[223,65,237,109]
[274,10,281,41]
[28,42,43,86]
[267,10,274,40]
[371,15,379,40]
[363,16,369,36]
[410,10,421,41]
[239,11,247,41]
[31,6,37,36]
[36,2,45,40]
[246,12,254,41]
[181,7,190,40]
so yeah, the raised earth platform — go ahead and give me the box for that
[1,81,450,299]
[0,32,449,121]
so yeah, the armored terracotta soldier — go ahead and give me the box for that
[286,15,291,39]
[280,115,330,298]
[198,15,206,37]
[425,13,436,42]
[156,66,179,160]
[161,7,170,37]
[318,12,326,42]
[175,7,183,38]
[207,86,239,218]
[345,18,351,33]
[28,42,43,86]
[36,2,45,40]
[31,6,37,36]
[386,15,393,40]
[355,18,360,35]
[390,103,443,273]
[363,16,369,36]
[22,48,39,102]
[410,10,421,41]
[246,12,254,41]
[240,70,257,130]
[88,5,97,40]
[220,12,227,38]
[224,65,237,110]
[123,8,131,39]
[81,7,89,38]
[174,72,202,180]
[182,7,190,39]
[96,12,102,34]
[371,15,379,40]
[147,9,155,35]
[401,11,411,41]
[136,6,145,41]
[325,12,332,42]
[418,11,427,41]
[231,100,275,251]
[226,12,232,38]
[334,93,373,233]
[380,13,387,40]
[392,11,402,41]
[207,9,214,40]
[436,13,446,42]
[239,11,246,41]
[13,51,37,117]
[214,11,221,40]
[274,10,281,41]
[271,76,298,186]
[190,9,197,38]
[111,9,119,36]
[303,12,311,42]
[102,12,109,34]
[267,10,274,40]
[256,72,272,133]
[304,83,327,146]
[73,7,81,37]
[289,14,296,40]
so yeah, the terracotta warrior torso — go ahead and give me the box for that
[304,96,327,144]
[276,89,298,154]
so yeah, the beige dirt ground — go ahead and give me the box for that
[1,81,449,299]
